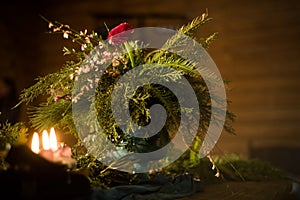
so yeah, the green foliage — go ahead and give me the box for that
[0,122,27,146]
[6,11,237,188]
[178,11,212,37]
[162,152,288,186]
[15,62,77,107]
[212,154,287,182]
[0,122,28,169]
[28,101,71,131]
[162,150,216,179]
[0,11,290,193]
[74,154,135,188]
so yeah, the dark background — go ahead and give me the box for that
[1,0,300,175]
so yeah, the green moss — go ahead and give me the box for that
[212,154,287,182]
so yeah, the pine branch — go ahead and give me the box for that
[15,62,78,108]
[28,100,72,132]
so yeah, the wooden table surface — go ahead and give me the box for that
[179,181,294,200]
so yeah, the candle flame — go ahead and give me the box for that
[31,132,40,154]
[49,127,58,151]
[42,130,50,150]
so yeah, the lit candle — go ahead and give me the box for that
[30,127,76,168]
[42,130,50,150]
[31,132,40,154]
[40,129,54,161]
[49,127,58,151]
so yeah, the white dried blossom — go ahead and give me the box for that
[63,32,69,39]
[82,65,91,73]
[112,59,120,67]
[94,78,100,83]
[98,42,104,49]
[72,94,81,103]
[81,85,90,92]
[69,73,74,80]
[102,51,112,61]
[53,27,60,32]
[80,29,87,36]
[63,30,71,39]
[48,22,54,28]
[87,78,93,89]
[85,37,91,43]
[81,44,87,51]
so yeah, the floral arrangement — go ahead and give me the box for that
[2,11,286,192]
[3,11,236,187]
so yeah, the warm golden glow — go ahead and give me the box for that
[31,132,40,154]
[49,127,58,151]
[42,130,50,150]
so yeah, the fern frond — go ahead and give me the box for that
[198,32,219,49]
[152,56,197,75]
[146,11,216,68]
[178,11,211,37]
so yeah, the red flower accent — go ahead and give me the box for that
[107,22,134,45]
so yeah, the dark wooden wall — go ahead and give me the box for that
[1,0,300,172]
